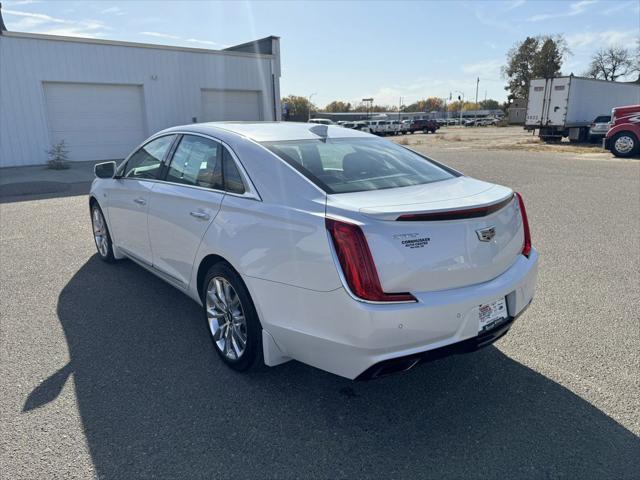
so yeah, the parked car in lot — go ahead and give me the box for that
[588,115,611,142]
[90,122,538,380]
[387,120,399,135]
[368,120,391,135]
[352,121,371,132]
[604,104,640,158]
[408,119,439,134]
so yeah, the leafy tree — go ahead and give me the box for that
[425,97,444,112]
[404,99,427,111]
[532,36,566,79]
[502,36,539,100]
[585,45,637,81]
[447,101,480,112]
[281,95,316,122]
[405,98,444,112]
[324,101,352,112]
[502,35,569,100]
[479,99,501,110]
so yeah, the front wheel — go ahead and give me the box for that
[203,262,263,372]
[610,132,638,158]
[91,204,116,263]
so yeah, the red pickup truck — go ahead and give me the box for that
[604,105,640,158]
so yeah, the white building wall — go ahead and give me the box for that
[0,33,280,167]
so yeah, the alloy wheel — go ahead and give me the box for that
[206,276,248,360]
[92,208,109,257]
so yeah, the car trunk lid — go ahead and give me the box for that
[326,177,525,293]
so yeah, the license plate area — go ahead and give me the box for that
[478,298,508,333]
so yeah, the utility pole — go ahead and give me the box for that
[475,77,479,106]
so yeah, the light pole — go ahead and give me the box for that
[308,92,317,122]
[454,90,464,126]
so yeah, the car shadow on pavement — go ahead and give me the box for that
[30,256,639,479]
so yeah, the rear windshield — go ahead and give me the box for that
[262,138,455,193]
[594,116,611,123]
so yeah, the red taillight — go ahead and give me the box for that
[326,218,416,303]
[515,192,532,257]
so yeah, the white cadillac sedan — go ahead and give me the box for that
[89,122,538,379]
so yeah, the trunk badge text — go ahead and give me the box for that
[393,233,431,249]
[476,226,496,242]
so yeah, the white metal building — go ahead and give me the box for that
[0,14,281,167]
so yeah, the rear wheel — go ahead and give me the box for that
[610,132,638,158]
[203,262,263,372]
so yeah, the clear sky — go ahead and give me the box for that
[2,0,639,107]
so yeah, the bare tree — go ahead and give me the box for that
[585,46,635,81]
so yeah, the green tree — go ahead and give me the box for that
[281,95,316,122]
[502,35,569,100]
[404,100,423,111]
[532,36,566,79]
[324,101,352,112]
[479,99,501,110]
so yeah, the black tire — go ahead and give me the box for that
[202,262,263,372]
[610,132,638,158]
[90,203,116,263]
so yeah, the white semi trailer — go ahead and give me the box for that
[524,76,640,142]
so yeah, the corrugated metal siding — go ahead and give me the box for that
[0,34,278,167]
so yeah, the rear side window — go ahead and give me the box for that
[124,135,174,179]
[166,135,223,190]
[222,148,245,194]
[594,116,611,123]
[263,137,454,194]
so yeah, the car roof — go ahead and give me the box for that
[159,121,374,142]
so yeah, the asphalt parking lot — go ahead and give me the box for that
[1,145,639,479]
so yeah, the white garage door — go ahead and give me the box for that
[201,89,262,122]
[44,82,146,161]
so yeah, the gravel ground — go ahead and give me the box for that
[1,146,639,479]
[395,126,611,156]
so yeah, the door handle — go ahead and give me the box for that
[133,197,146,206]
[190,211,210,221]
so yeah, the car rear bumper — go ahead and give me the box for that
[246,248,539,380]
[356,303,529,379]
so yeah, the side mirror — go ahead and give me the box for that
[94,161,116,179]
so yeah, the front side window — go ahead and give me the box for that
[166,135,223,190]
[124,135,175,179]
[263,138,454,194]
